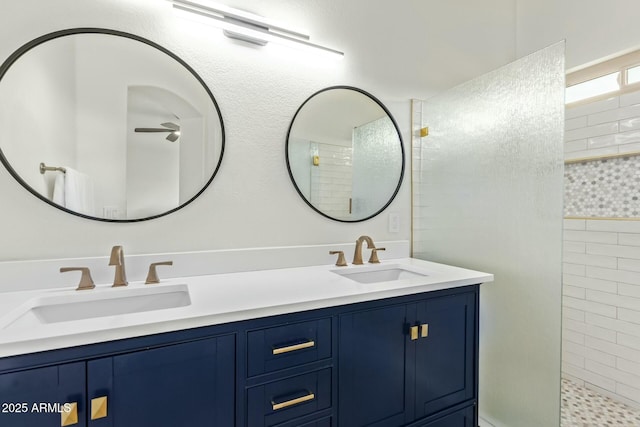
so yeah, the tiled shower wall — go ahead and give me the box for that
[563,91,640,408]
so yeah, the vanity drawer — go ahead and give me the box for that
[246,368,332,427]
[247,318,331,377]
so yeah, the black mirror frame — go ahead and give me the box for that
[0,28,225,222]
[285,86,405,222]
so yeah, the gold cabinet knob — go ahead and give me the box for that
[421,324,429,338]
[91,396,108,420]
[410,326,419,341]
[61,402,78,426]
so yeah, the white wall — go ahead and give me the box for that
[516,0,640,70]
[0,0,516,265]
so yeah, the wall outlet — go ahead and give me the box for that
[388,213,400,233]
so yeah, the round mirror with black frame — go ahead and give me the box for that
[0,28,225,222]
[286,86,405,222]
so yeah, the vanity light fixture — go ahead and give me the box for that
[170,0,344,59]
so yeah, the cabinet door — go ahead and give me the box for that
[87,335,235,427]
[338,304,408,427]
[414,405,475,427]
[0,362,85,427]
[414,293,476,418]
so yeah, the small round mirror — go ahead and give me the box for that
[286,86,404,222]
[0,29,224,222]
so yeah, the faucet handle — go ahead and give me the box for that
[368,247,386,264]
[329,251,348,267]
[145,261,173,284]
[60,267,96,291]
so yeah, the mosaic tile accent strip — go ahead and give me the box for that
[564,155,640,218]
[561,378,640,426]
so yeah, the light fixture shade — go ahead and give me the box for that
[170,0,344,59]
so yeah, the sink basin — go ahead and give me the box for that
[332,265,429,284]
[2,284,191,329]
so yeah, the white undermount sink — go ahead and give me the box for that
[1,284,191,330]
[332,264,429,284]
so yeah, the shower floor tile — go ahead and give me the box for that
[561,378,640,426]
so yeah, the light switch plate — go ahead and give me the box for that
[388,213,400,233]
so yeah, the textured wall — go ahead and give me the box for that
[0,0,516,263]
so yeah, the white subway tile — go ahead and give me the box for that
[563,262,586,276]
[618,332,640,351]
[619,308,640,325]
[587,134,617,149]
[619,233,640,247]
[564,146,619,161]
[586,243,640,260]
[564,296,617,317]
[564,139,588,152]
[566,97,619,119]
[586,289,640,311]
[563,273,617,293]
[616,383,640,403]
[586,312,640,338]
[615,129,640,146]
[585,359,640,389]
[586,335,640,362]
[564,241,586,253]
[619,258,640,272]
[618,142,640,154]
[565,219,586,230]
[588,104,640,126]
[585,347,616,367]
[562,349,585,368]
[563,307,586,322]
[564,328,585,345]
[563,339,586,356]
[585,324,617,342]
[564,230,618,244]
[617,358,640,377]
[620,91,640,107]
[563,285,586,299]
[564,318,587,334]
[587,220,640,233]
[565,122,619,142]
[619,283,640,299]
[562,252,617,269]
[620,116,640,132]
[587,266,640,286]
[566,116,588,130]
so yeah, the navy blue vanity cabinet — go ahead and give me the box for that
[338,288,478,427]
[411,405,475,427]
[0,362,86,427]
[0,334,235,427]
[86,335,235,427]
[244,317,335,427]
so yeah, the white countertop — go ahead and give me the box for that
[0,258,492,358]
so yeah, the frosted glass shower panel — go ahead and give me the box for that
[352,116,401,218]
[413,43,565,427]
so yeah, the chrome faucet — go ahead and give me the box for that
[352,235,375,265]
[109,245,128,287]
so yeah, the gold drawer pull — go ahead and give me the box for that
[91,396,108,420]
[421,324,429,338]
[61,402,78,426]
[410,326,419,341]
[272,340,315,355]
[272,392,315,411]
